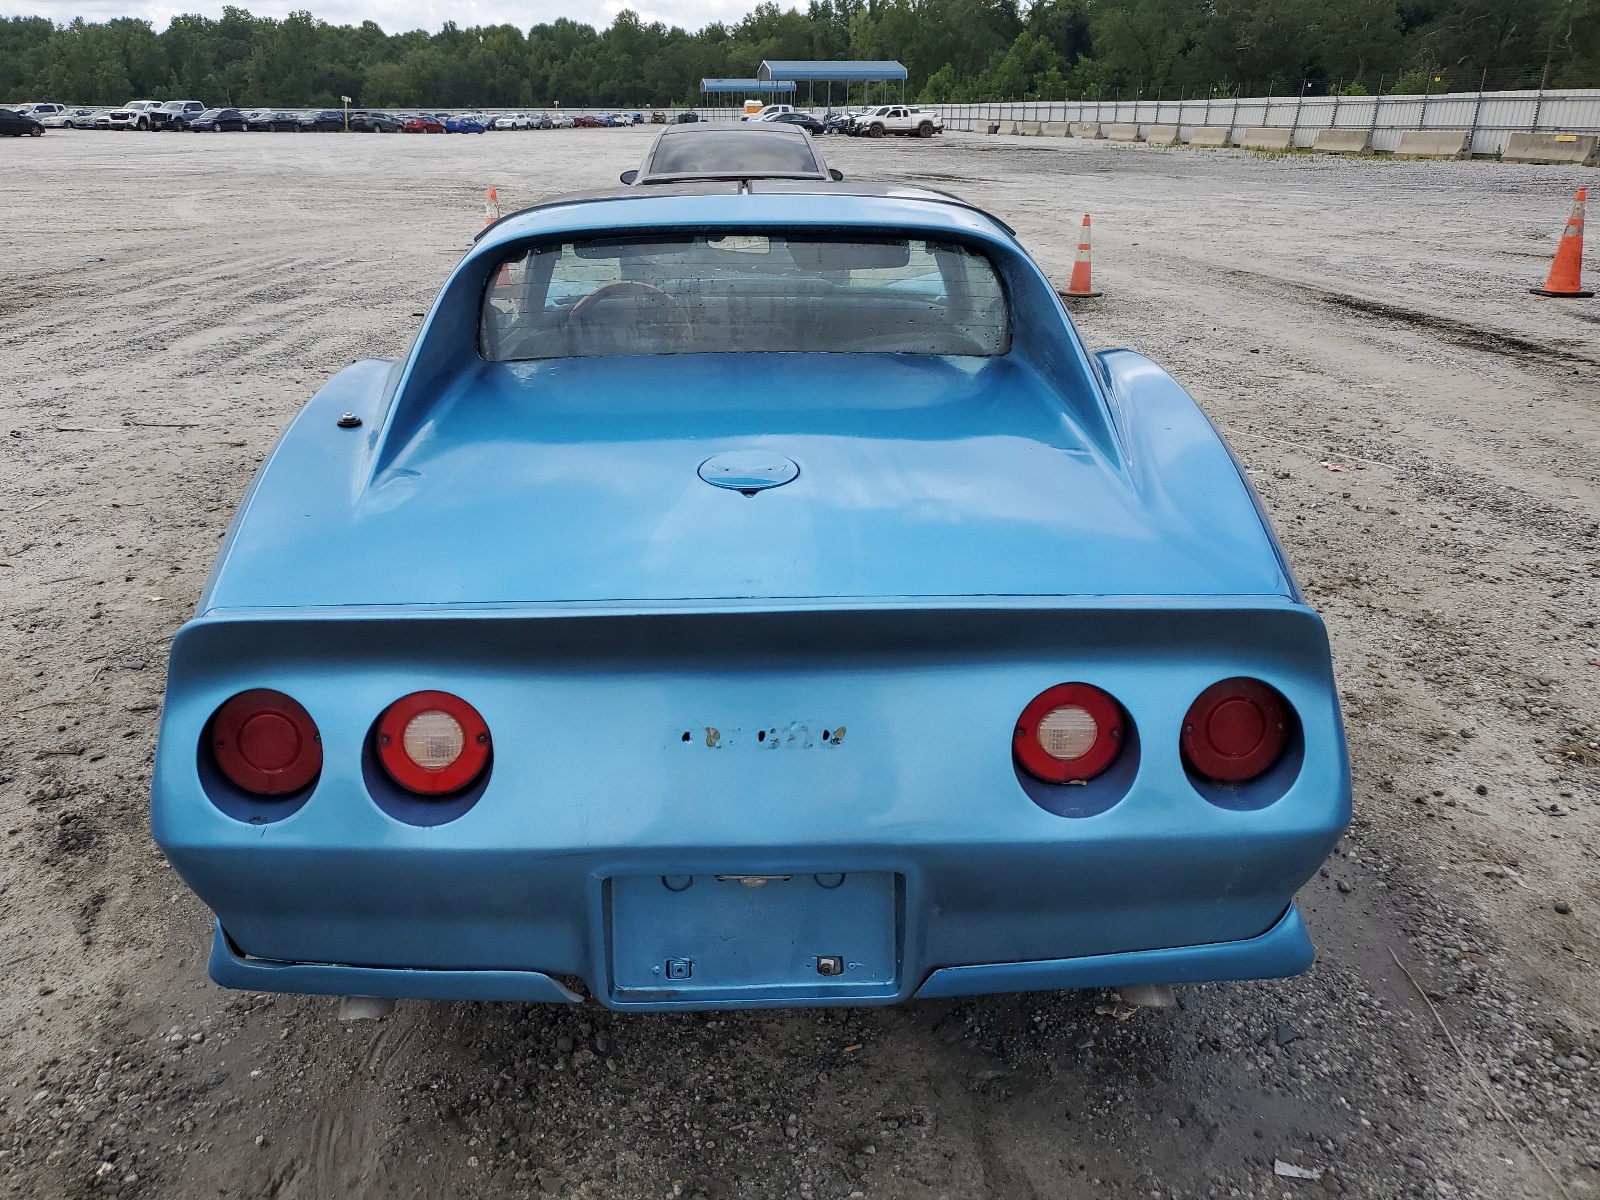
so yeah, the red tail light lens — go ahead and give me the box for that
[1013,683,1124,783]
[1181,678,1289,782]
[376,691,491,795]
[210,689,322,796]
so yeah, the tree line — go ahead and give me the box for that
[2,0,1594,112]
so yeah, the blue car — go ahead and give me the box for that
[445,114,485,134]
[152,153,1350,1012]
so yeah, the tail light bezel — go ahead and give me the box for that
[1180,677,1291,784]
[208,688,323,797]
[374,690,492,796]
[1012,682,1126,784]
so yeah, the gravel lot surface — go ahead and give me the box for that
[1,127,1597,1200]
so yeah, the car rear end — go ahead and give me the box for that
[155,598,1345,1010]
[153,190,1348,1009]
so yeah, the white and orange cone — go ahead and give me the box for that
[1059,214,1102,299]
[1531,187,1593,298]
[484,187,501,227]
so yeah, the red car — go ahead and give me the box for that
[572,115,603,128]
[401,115,444,134]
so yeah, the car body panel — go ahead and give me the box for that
[154,183,1349,1010]
[201,351,1290,612]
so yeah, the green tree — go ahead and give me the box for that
[0,0,1592,110]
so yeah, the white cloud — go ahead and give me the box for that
[2,0,760,33]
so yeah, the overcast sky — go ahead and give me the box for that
[7,0,754,33]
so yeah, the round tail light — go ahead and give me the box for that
[1181,678,1289,783]
[210,689,322,796]
[376,691,491,795]
[1013,683,1124,783]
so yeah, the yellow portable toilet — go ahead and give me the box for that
[744,99,763,116]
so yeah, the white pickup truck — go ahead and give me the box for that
[850,105,943,138]
[108,100,161,130]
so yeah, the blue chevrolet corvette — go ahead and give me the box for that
[152,153,1350,1011]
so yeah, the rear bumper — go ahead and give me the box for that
[209,922,583,1002]
[208,905,1312,1008]
[913,903,1311,999]
[154,600,1350,1011]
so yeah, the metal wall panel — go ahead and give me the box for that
[928,90,1600,155]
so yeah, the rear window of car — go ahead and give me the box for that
[648,132,819,178]
[480,233,1009,360]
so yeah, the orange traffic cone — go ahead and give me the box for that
[1531,187,1592,298]
[1059,214,1102,299]
[484,187,501,227]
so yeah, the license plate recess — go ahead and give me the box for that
[608,872,900,1005]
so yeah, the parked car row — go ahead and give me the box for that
[1,100,686,133]
[737,103,944,137]
[3,99,940,139]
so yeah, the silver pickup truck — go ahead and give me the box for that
[849,105,943,139]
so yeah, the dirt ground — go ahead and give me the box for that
[1,126,1597,1200]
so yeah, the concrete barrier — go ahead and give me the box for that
[1041,121,1072,137]
[1393,129,1470,159]
[1239,127,1293,151]
[1145,124,1179,146]
[1070,122,1103,139]
[1314,128,1372,154]
[1502,132,1598,166]
[1001,121,1025,136]
[1107,122,1142,141]
[1187,127,1231,147]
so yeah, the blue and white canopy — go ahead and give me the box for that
[699,78,798,94]
[757,60,908,82]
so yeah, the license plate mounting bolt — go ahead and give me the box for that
[816,955,844,977]
[666,958,693,980]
